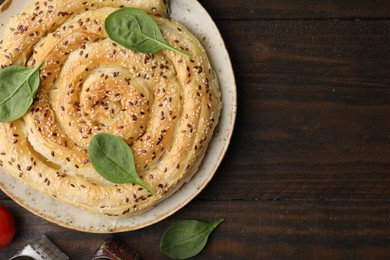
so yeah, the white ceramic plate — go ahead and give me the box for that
[0,0,236,233]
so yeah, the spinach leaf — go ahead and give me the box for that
[0,61,44,122]
[105,8,190,58]
[160,218,224,259]
[88,133,156,195]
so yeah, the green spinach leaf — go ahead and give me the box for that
[160,218,224,259]
[88,133,156,195]
[0,61,44,122]
[105,8,190,58]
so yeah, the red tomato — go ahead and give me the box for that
[0,205,15,248]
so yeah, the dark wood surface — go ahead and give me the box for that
[1,0,390,259]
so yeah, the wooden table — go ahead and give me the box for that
[1,0,390,259]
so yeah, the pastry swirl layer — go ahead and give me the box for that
[0,0,221,216]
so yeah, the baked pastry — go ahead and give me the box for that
[0,0,221,216]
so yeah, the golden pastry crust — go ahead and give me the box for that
[0,0,221,216]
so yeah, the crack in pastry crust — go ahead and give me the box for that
[0,0,221,217]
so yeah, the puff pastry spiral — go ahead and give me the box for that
[0,0,221,216]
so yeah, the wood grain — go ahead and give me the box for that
[198,0,390,20]
[198,19,390,201]
[1,199,389,259]
[1,0,390,259]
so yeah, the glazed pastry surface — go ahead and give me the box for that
[0,0,221,216]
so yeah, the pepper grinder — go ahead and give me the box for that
[91,237,141,260]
